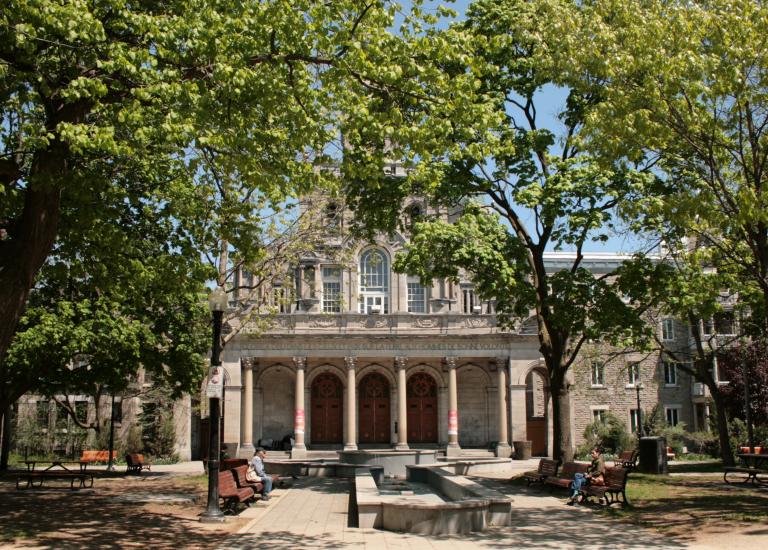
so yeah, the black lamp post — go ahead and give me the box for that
[200,287,228,523]
[635,381,644,442]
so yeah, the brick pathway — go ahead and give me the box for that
[217,475,690,550]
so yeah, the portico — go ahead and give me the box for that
[223,331,540,458]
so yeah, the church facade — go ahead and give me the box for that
[213,196,709,460]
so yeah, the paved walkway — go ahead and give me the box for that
[216,471,688,550]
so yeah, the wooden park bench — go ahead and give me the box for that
[544,461,589,491]
[126,453,152,474]
[523,458,560,486]
[79,450,117,464]
[219,469,256,512]
[232,465,265,494]
[16,470,94,490]
[616,449,638,473]
[579,466,630,506]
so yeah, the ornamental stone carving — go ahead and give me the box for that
[309,317,340,328]
[360,317,390,329]
[413,317,439,328]
[464,317,490,328]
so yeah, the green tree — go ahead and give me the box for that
[0,0,419,413]
[344,0,666,462]
[572,0,768,334]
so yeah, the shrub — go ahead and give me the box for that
[579,412,633,456]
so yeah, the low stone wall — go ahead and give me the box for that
[436,458,512,476]
[355,465,512,535]
[267,460,383,483]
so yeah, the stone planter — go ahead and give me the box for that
[513,441,532,460]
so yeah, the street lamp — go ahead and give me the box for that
[635,381,644,442]
[200,287,228,523]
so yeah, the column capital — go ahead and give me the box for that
[444,356,458,370]
[394,356,408,371]
[241,357,257,371]
[292,356,307,370]
[345,356,357,370]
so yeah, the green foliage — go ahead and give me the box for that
[0,0,427,414]
[579,412,633,456]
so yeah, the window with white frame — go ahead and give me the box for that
[627,362,640,386]
[591,362,605,387]
[322,267,342,313]
[592,408,608,423]
[665,406,681,426]
[629,409,641,433]
[359,248,389,313]
[407,279,427,313]
[662,318,676,341]
[663,361,678,386]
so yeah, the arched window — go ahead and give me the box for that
[359,248,389,313]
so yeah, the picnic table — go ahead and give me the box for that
[18,460,94,490]
[24,460,89,473]
[723,453,768,486]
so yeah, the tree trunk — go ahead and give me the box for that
[0,407,11,471]
[550,374,574,463]
[0,184,63,366]
[711,391,734,467]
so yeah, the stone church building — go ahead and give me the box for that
[211,191,711,460]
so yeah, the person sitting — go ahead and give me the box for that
[251,447,273,501]
[567,446,605,505]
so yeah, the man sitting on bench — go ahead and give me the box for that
[567,446,605,505]
[251,447,273,501]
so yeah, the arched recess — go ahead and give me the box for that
[407,372,438,443]
[310,371,344,444]
[457,364,492,447]
[358,372,391,444]
[254,364,295,446]
[525,366,550,456]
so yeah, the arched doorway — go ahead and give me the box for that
[526,370,548,456]
[311,372,343,444]
[407,372,438,444]
[358,372,391,444]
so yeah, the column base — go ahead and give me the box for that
[445,444,462,457]
[344,444,358,451]
[290,446,307,459]
[495,443,512,458]
[394,443,409,451]
[239,443,255,458]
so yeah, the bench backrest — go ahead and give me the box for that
[232,465,264,490]
[539,458,560,477]
[80,450,117,462]
[561,461,589,478]
[218,470,239,496]
[604,466,628,488]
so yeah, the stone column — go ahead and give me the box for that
[344,356,358,450]
[291,356,307,458]
[446,356,461,457]
[495,357,512,458]
[240,358,255,455]
[395,356,409,450]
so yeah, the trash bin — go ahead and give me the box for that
[638,436,668,474]
[513,441,532,460]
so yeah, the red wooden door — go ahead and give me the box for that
[358,373,390,443]
[527,418,547,456]
[311,373,343,444]
[407,373,438,443]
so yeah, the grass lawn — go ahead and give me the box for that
[596,461,768,536]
